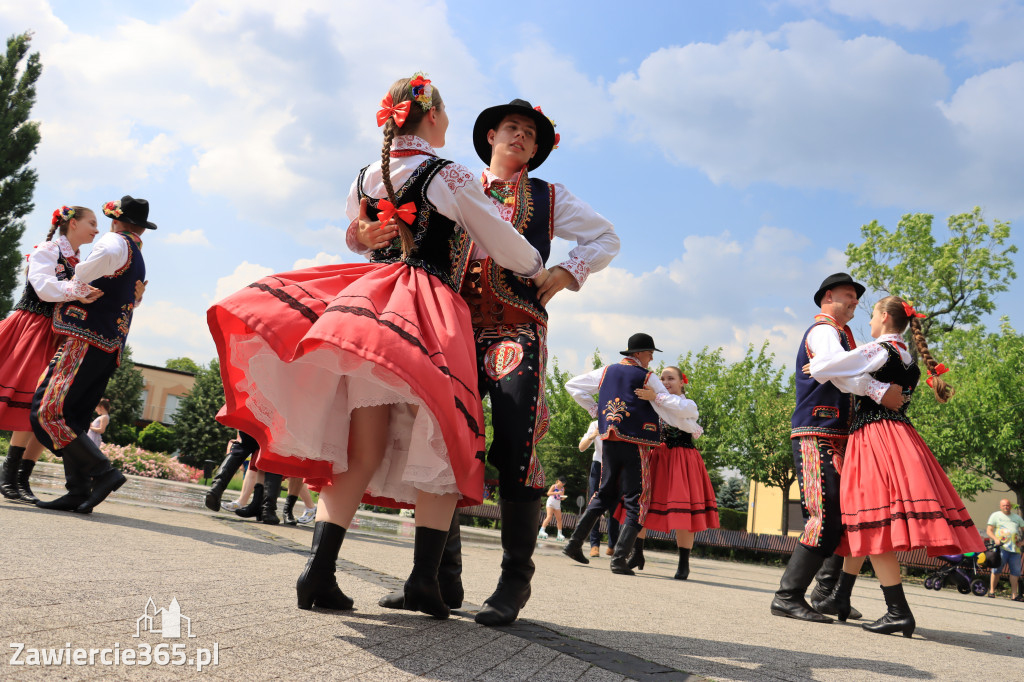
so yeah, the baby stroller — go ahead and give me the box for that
[923,540,996,596]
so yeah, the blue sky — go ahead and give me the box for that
[4,0,1023,373]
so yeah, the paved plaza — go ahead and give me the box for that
[1,467,1021,681]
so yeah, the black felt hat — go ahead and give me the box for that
[813,272,865,306]
[473,99,556,171]
[619,333,662,356]
[102,195,157,230]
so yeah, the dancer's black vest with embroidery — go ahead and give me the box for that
[14,248,76,318]
[358,159,473,292]
[850,342,920,433]
[663,424,695,449]
[597,362,662,446]
[791,316,856,439]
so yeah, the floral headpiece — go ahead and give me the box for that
[51,206,75,226]
[901,300,926,319]
[410,72,433,110]
[103,200,123,219]
[534,106,560,149]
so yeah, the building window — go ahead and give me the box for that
[164,394,182,424]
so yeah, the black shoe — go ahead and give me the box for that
[1,445,25,500]
[863,583,915,637]
[380,512,464,611]
[403,526,450,619]
[283,495,298,525]
[261,473,283,525]
[610,524,640,576]
[562,507,604,565]
[626,536,646,570]
[204,436,253,511]
[235,484,264,519]
[674,547,690,580]
[55,435,126,514]
[36,448,90,511]
[296,521,353,610]
[770,545,834,623]
[814,571,860,621]
[476,498,543,626]
[16,459,40,504]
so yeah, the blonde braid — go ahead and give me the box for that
[909,316,954,403]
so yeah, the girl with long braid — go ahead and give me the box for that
[1,207,100,503]
[806,295,984,637]
[208,74,547,619]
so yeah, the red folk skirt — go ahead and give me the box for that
[0,310,59,431]
[642,444,720,533]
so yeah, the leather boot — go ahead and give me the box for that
[261,473,283,525]
[610,524,640,575]
[64,435,126,514]
[475,498,542,626]
[36,449,90,511]
[563,507,605,564]
[17,459,40,504]
[235,484,264,519]
[770,544,834,622]
[626,536,646,570]
[283,495,298,525]
[1,445,25,499]
[379,511,464,611]
[809,553,841,605]
[863,583,915,637]
[815,570,862,621]
[403,526,450,619]
[674,547,691,580]
[204,439,251,511]
[296,521,353,610]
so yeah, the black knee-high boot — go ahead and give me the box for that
[296,521,354,610]
[476,498,543,626]
[770,544,834,623]
[403,526,451,620]
[814,570,861,621]
[204,439,251,511]
[610,524,641,575]
[63,435,126,514]
[260,473,283,525]
[379,510,463,610]
[563,507,605,564]
[36,450,90,511]
[674,547,691,580]
[1,445,25,500]
[283,495,298,525]
[627,535,646,570]
[863,583,915,637]
[17,459,40,504]
[235,484,264,519]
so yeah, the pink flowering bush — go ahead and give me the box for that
[38,443,201,483]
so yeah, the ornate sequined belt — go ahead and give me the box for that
[460,260,534,327]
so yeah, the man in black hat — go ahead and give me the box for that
[770,273,904,622]
[31,196,154,514]
[561,333,698,575]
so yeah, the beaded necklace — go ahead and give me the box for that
[391,149,437,158]
[481,173,517,205]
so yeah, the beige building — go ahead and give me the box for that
[136,363,196,426]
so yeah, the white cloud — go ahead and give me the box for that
[212,261,274,303]
[129,299,216,365]
[163,229,211,246]
[292,252,345,269]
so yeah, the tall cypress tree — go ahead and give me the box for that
[0,32,42,317]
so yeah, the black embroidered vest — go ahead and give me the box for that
[850,342,920,433]
[662,423,695,449]
[791,315,857,440]
[597,360,662,446]
[358,158,472,292]
[53,232,145,361]
[13,246,76,318]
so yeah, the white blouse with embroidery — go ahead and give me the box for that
[809,333,910,404]
[27,236,90,302]
[344,135,543,278]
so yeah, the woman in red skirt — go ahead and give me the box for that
[628,366,717,579]
[1,206,99,503]
[809,296,984,637]
[207,74,546,619]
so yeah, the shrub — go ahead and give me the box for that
[138,422,176,454]
[718,507,748,531]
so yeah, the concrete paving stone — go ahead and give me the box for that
[475,640,560,680]
[575,667,632,682]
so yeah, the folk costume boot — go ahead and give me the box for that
[36,450,90,511]
[379,511,464,611]
[403,526,451,620]
[475,498,543,626]
[1,445,25,500]
[675,547,691,580]
[626,536,646,571]
[770,544,834,623]
[863,583,915,638]
[260,473,283,525]
[204,441,250,511]
[296,521,354,610]
[814,570,862,621]
[64,435,126,514]
[283,495,299,525]
[563,507,605,564]
[809,553,842,606]
[17,459,40,504]
[235,484,264,519]
[610,524,641,575]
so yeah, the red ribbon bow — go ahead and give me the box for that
[901,301,926,319]
[926,363,949,388]
[377,199,416,227]
[681,374,689,385]
[376,93,411,128]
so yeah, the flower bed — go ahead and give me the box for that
[39,443,201,483]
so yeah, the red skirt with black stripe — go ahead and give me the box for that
[0,310,59,431]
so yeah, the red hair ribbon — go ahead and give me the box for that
[376,93,411,128]
[926,363,949,388]
[681,374,689,385]
[51,209,62,226]
[901,300,926,319]
[377,199,416,227]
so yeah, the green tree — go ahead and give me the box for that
[105,345,145,445]
[165,357,200,374]
[716,476,749,511]
[0,32,43,317]
[845,208,1017,338]
[173,359,234,467]
[138,421,176,454]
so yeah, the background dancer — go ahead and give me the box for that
[579,420,619,557]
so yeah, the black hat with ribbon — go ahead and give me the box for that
[473,99,557,171]
[102,195,158,230]
[813,272,864,306]
[620,333,662,356]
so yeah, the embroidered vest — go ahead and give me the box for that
[597,360,662,446]
[359,158,473,292]
[14,248,77,318]
[53,232,145,361]
[466,177,554,327]
[662,423,695,449]
[850,342,920,433]
[791,315,857,439]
